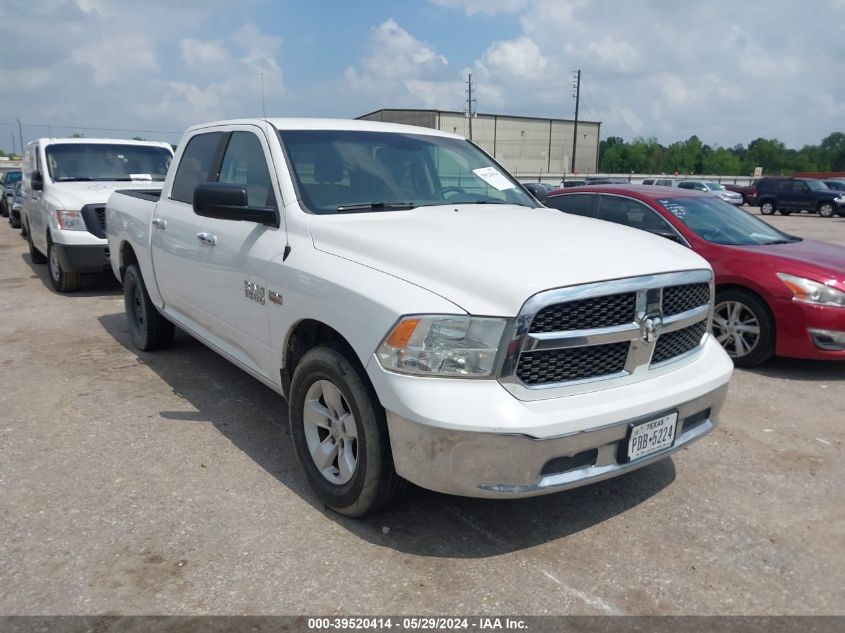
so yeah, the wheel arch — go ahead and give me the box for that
[118,240,139,281]
[281,319,362,396]
[714,282,778,341]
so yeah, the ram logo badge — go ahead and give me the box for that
[244,281,265,305]
[641,314,663,344]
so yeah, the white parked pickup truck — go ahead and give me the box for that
[106,118,733,516]
[21,137,173,291]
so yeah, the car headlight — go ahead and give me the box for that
[777,273,845,307]
[12,202,21,211]
[377,315,507,377]
[55,209,87,231]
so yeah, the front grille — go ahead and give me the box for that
[662,283,709,316]
[530,292,636,333]
[81,204,107,238]
[516,342,629,385]
[95,206,106,232]
[651,320,707,364]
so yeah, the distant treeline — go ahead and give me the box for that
[598,132,845,176]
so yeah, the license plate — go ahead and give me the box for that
[626,412,678,462]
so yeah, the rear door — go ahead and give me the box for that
[152,130,225,321]
[191,125,285,378]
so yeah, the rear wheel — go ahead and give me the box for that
[47,240,80,292]
[289,345,406,516]
[123,264,175,351]
[818,202,836,218]
[713,289,775,367]
[759,200,775,215]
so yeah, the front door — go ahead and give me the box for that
[192,126,286,379]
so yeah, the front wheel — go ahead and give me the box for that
[818,202,836,218]
[47,241,80,292]
[289,346,406,516]
[123,264,175,351]
[759,200,775,215]
[713,289,775,367]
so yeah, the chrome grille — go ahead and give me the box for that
[498,270,713,400]
[651,320,708,365]
[663,283,709,316]
[516,343,629,385]
[530,293,635,333]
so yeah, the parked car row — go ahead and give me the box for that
[4,119,739,517]
[542,184,845,367]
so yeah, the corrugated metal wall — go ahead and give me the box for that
[358,109,600,175]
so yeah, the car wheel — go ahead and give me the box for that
[289,345,406,517]
[713,289,775,368]
[818,202,835,218]
[759,200,775,215]
[27,225,47,264]
[123,264,175,351]
[47,240,80,292]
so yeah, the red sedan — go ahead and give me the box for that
[544,185,845,367]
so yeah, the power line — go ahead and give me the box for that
[0,121,181,136]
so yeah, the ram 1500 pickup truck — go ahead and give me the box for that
[107,118,733,516]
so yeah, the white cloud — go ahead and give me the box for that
[71,32,158,85]
[429,0,530,16]
[477,37,547,80]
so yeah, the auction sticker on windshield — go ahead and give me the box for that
[473,166,516,191]
[626,412,678,461]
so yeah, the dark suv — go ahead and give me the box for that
[755,177,845,217]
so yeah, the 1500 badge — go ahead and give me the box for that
[244,281,265,305]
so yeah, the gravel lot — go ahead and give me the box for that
[1,209,843,616]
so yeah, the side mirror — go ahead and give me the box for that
[523,182,548,202]
[193,182,278,227]
[31,171,43,191]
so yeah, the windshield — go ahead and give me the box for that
[278,129,537,214]
[45,143,172,182]
[658,196,799,245]
[806,179,827,191]
[704,182,724,191]
[3,171,21,185]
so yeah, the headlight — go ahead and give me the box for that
[12,202,21,211]
[55,209,86,231]
[777,273,845,307]
[377,315,507,377]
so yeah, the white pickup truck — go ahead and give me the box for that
[106,118,733,516]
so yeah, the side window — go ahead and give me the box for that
[545,194,597,217]
[776,180,792,192]
[794,180,809,192]
[598,196,674,233]
[677,182,694,190]
[217,132,277,208]
[170,132,224,203]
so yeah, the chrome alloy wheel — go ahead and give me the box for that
[303,379,358,484]
[713,300,761,358]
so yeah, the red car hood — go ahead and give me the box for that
[731,239,845,283]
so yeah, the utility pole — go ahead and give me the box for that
[571,70,581,174]
[9,132,16,156]
[465,73,477,140]
[16,118,23,155]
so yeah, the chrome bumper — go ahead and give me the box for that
[386,383,728,498]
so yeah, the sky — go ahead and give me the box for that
[1,0,843,152]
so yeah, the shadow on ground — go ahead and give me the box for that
[98,312,677,558]
[746,357,845,382]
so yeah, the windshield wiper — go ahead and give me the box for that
[336,201,416,212]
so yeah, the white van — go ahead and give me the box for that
[21,138,174,291]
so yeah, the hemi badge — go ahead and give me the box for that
[269,291,283,306]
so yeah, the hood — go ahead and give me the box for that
[309,204,710,315]
[732,239,845,285]
[46,180,162,210]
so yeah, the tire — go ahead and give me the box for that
[818,202,835,218]
[27,225,47,263]
[713,289,775,368]
[289,345,406,517]
[759,200,775,215]
[47,240,81,292]
[123,263,175,351]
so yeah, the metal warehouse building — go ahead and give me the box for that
[357,109,601,176]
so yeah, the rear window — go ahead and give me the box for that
[3,171,21,185]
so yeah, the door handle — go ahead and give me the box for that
[196,232,217,246]
[151,217,167,230]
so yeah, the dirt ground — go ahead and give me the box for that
[0,209,843,615]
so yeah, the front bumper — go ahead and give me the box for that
[52,243,111,274]
[369,337,733,498]
[773,297,845,360]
